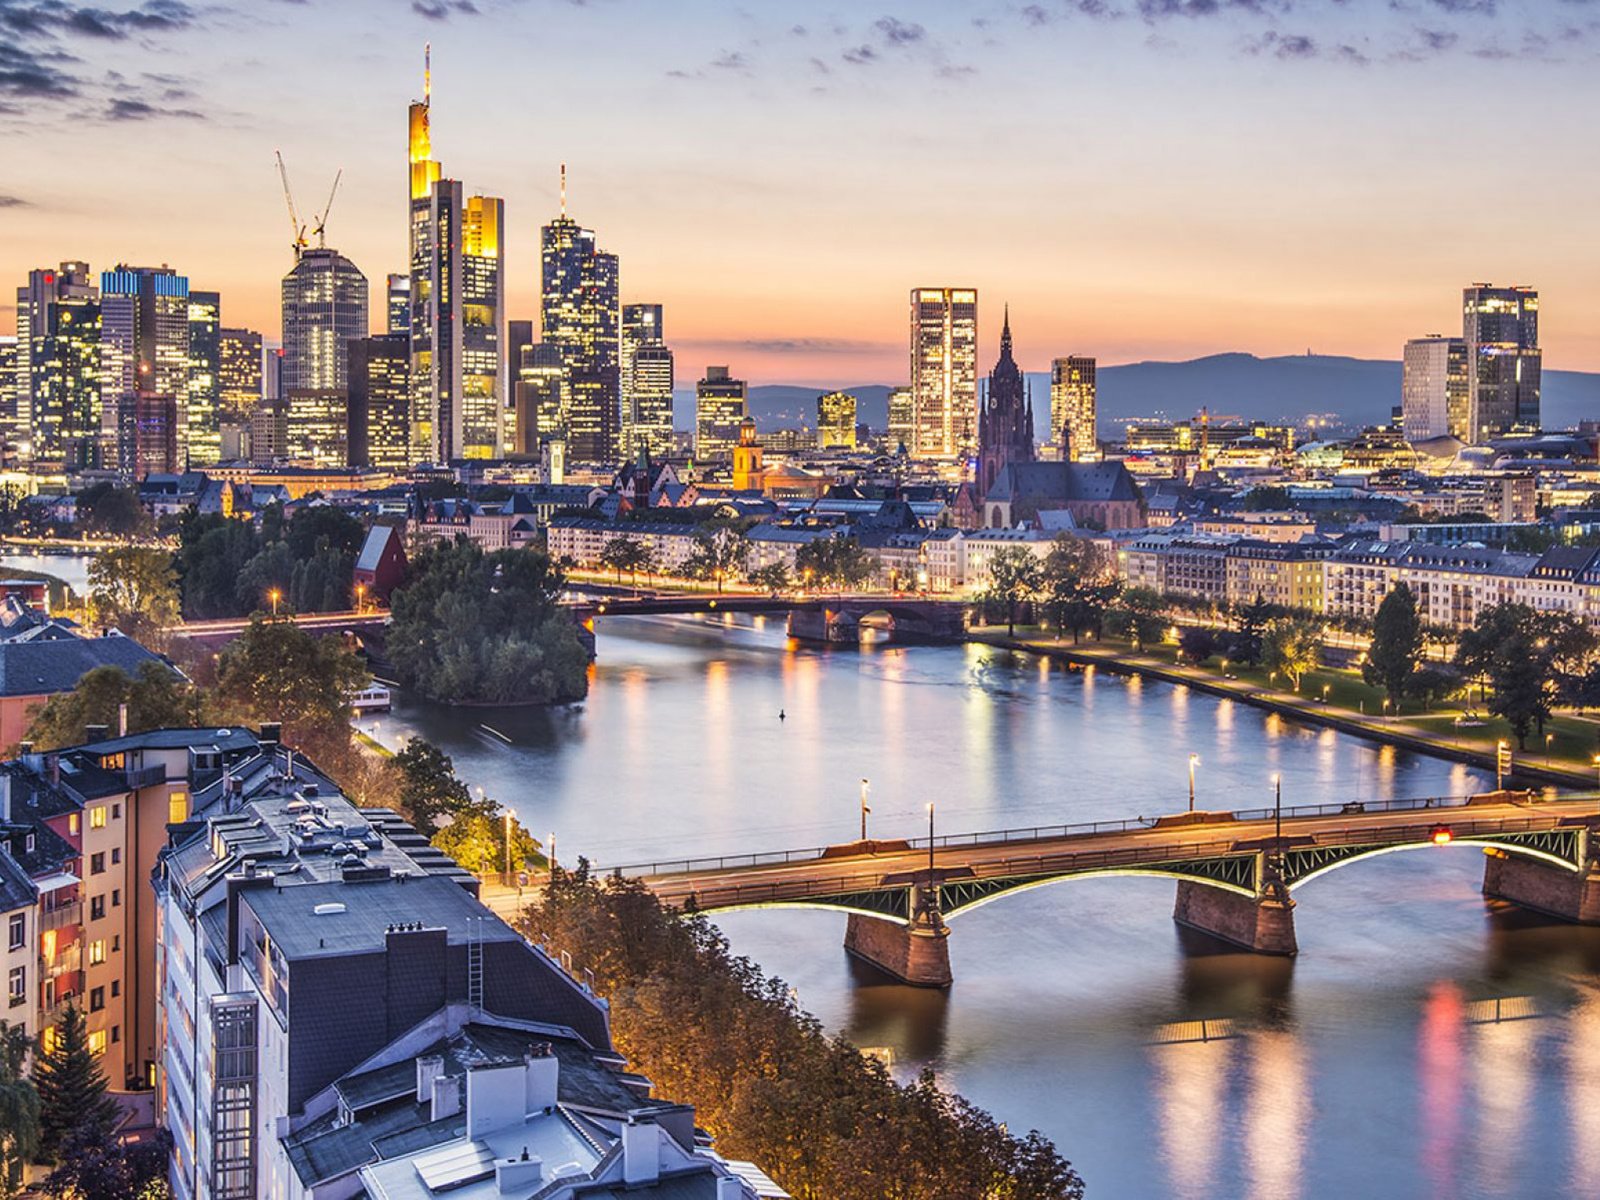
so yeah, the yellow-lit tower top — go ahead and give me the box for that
[409,43,441,202]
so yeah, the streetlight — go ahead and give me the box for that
[926,802,935,880]
[1546,733,1555,765]
[1188,754,1200,812]
[860,779,871,842]
[1272,773,1283,863]
[1497,740,1508,791]
[548,831,557,874]
[1322,683,1331,704]
[503,810,513,879]
[268,588,281,616]
[355,582,367,613]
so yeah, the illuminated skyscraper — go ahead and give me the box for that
[1050,356,1098,462]
[817,391,857,450]
[887,386,913,451]
[542,173,620,463]
[0,338,15,441]
[512,343,567,459]
[348,334,411,470]
[909,287,977,460]
[695,366,746,462]
[1463,284,1540,442]
[1401,335,1468,443]
[281,248,368,394]
[287,387,347,467]
[406,52,504,462]
[186,290,222,466]
[218,327,263,423]
[100,265,189,474]
[16,262,101,468]
[387,273,410,336]
[621,304,672,458]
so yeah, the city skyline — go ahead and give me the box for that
[4,1,1600,383]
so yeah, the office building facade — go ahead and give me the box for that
[1463,284,1540,442]
[512,342,567,459]
[695,366,747,462]
[909,287,977,460]
[1050,355,1098,461]
[16,263,101,468]
[386,272,410,335]
[542,198,620,464]
[1401,335,1468,443]
[817,390,857,450]
[348,333,412,470]
[100,265,190,474]
[217,328,262,424]
[887,385,913,451]
[186,290,222,466]
[621,303,674,458]
[280,248,368,395]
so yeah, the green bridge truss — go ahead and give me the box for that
[684,826,1590,924]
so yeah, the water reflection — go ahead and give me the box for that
[1243,1030,1307,1200]
[1152,1036,1233,1200]
[842,955,951,1064]
[1418,982,1466,1200]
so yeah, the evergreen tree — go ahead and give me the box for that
[33,1005,116,1163]
[1364,583,1423,707]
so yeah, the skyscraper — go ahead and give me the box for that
[909,287,977,460]
[976,310,1033,497]
[512,343,567,459]
[16,262,101,468]
[1463,284,1540,442]
[407,50,505,463]
[695,366,746,461]
[817,391,858,450]
[621,304,673,458]
[348,333,412,470]
[1401,335,1468,443]
[542,175,620,464]
[0,338,15,444]
[287,387,347,467]
[186,290,222,466]
[1050,356,1098,462]
[281,248,368,394]
[887,386,913,451]
[218,327,263,423]
[386,273,410,335]
[100,265,189,474]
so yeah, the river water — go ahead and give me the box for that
[362,616,1600,1196]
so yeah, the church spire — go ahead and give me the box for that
[1001,304,1012,358]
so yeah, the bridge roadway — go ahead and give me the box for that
[605,791,1600,986]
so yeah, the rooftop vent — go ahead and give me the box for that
[313,902,346,916]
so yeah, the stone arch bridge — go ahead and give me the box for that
[606,791,1600,987]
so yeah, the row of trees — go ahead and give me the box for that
[519,867,1084,1200]
[175,506,365,620]
[981,536,1120,638]
[594,528,880,595]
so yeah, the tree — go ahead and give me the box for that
[1230,593,1275,667]
[748,562,792,595]
[793,537,877,594]
[432,808,542,876]
[86,546,180,647]
[1178,626,1217,665]
[74,484,151,540]
[175,512,262,619]
[1263,618,1321,690]
[0,1022,38,1196]
[33,1005,117,1163]
[1038,535,1119,643]
[1363,583,1423,708]
[24,662,201,752]
[1489,632,1550,749]
[599,537,651,585]
[388,740,473,833]
[387,540,588,705]
[682,528,748,593]
[43,1124,171,1200]
[1104,587,1167,650]
[983,547,1044,636]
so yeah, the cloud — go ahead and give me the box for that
[721,337,888,355]
[0,193,26,206]
[105,93,198,118]
[411,0,479,18]
[0,0,200,41]
[874,16,925,45]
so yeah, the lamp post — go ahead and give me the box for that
[356,582,366,614]
[1497,740,1508,791]
[1188,753,1200,813]
[1546,733,1555,765]
[1322,683,1330,705]
[503,810,512,879]
[1593,754,1600,791]
[268,588,280,616]
[926,802,935,880]
[860,779,871,842]
[1272,772,1283,864]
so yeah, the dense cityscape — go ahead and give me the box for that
[5,2,1600,1197]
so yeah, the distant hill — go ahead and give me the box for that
[674,353,1600,436]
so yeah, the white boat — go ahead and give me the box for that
[351,684,393,713]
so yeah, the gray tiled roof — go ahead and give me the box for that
[0,633,175,698]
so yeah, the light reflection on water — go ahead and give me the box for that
[377,614,1600,1198]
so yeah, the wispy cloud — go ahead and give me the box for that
[0,193,27,207]
[411,0,478,20]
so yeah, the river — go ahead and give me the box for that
[371,613,1600,1199]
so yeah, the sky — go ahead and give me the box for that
[2,0,1599,386]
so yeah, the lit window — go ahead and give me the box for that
[7,914,22,951]
[88,940,106,966]
[89,806,106,830]
[168,793,188,825]
[88,1029,106,1057]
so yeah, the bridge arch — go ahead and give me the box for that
[1282,831,1584,893]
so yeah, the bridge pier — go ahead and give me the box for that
[1482,848,1600,923]
[1173,878,1297,956]
[843,886,952,987]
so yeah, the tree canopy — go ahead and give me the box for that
[793,536,877,592]
[1363,583,1424,707]
[983,546,1044,636]
[33,1005,116,1163]
[1038,535,1119,643]
[387,540,588,705]
[681,527,749,592]
[175,505,364,619]
[24,663,200,752]
[86,546,180,648]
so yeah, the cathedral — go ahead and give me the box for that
[977,308,1035,497]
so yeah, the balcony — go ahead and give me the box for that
[40,902,81,934]
[42,944,81,978]
[126,764,167,789]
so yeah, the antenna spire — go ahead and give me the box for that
[560,162,567,217]
[424,43,431,103]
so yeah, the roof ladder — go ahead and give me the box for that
[467,917,485,1013]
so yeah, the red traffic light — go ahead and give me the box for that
[1430,825,1453,846]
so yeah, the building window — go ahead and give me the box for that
[111,890,120,908]
[111,936,119,953]
[89,806,106,830]
[7,967,23,1008]
[90,853,104,876]
[6,914,22,951]
[110,849,120,866]
[168,793,189,825]
[90,896,105,921]
[66,815,77,837]
[111,1025,119,1045]
[110,981,119,998]
[111,804,120,819]
[90,986,104,1012]
[88,940,106,966]
[88,1029,106,1057]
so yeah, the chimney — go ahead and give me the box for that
[495,1152,544,1195]
[46,754,58,787]
[259,722,282,748]
[621,1117,660,1187]
[524,1043,558,1113]
[0,775,10,824]
[430,1074,461,1122]
[464,1063,523,1139]
[84,724,109,744]
[117,702,128,737]
[416,1054,444,1102]
[717,1178,748,1200]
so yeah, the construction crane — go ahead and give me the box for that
[312,169,342,249]
[275,149,309,260]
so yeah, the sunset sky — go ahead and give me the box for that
[3,0,1599,385]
